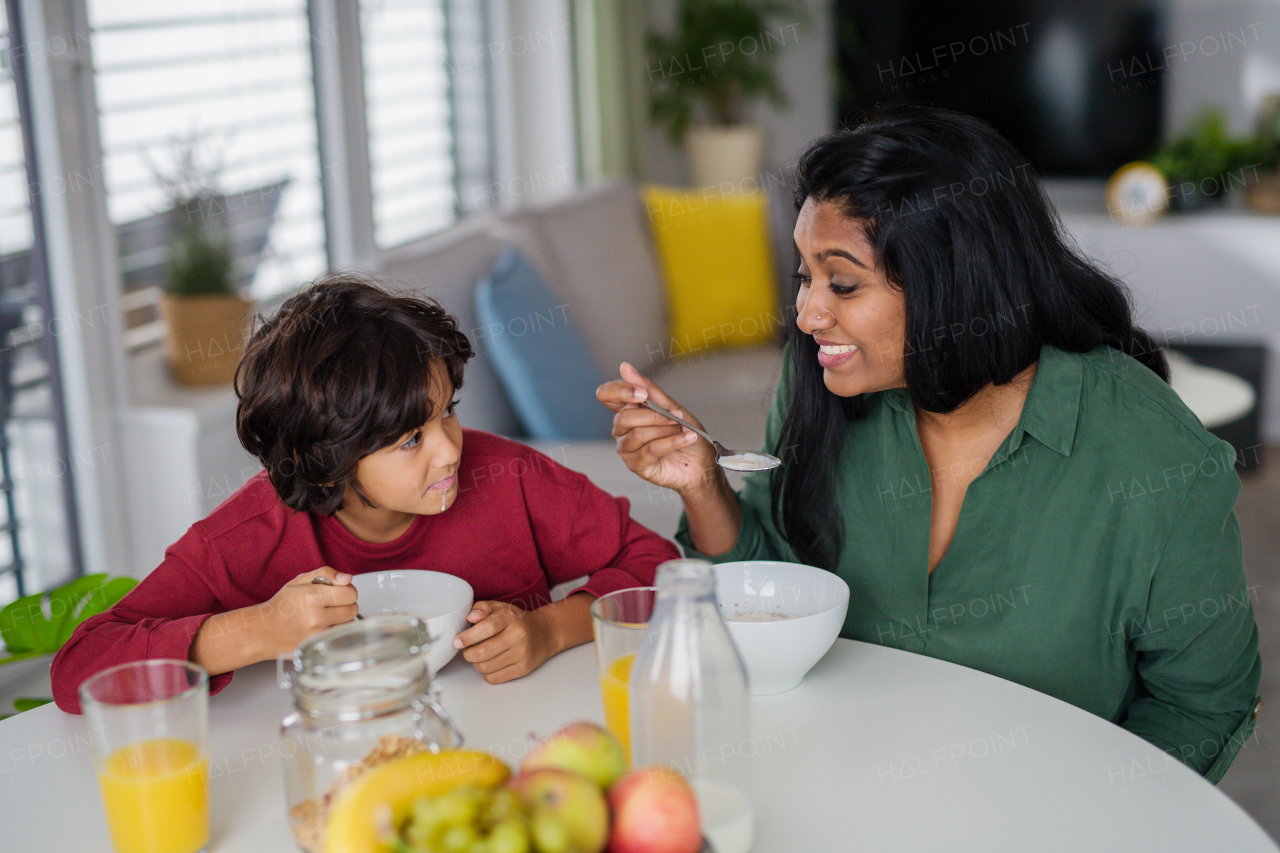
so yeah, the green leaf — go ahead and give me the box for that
[0,574,137,658]
[0,591,53,653]
[12,698,51,712]
[0,697,53,720]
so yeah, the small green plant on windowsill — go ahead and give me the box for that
[165,202,236,299]
[0,573,137,718]
[1150,108,1263,209]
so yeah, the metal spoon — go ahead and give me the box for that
[642,399,782,473]
[311,575,364,619]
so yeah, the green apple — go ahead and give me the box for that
[507,768,609,853]
[521,722,627,790]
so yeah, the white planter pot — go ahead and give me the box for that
[684,124,763,192]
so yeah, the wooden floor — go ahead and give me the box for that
[1217,447,1279,841]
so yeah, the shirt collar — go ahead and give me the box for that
[1015,345,1082,457]
[877,344,1082,457]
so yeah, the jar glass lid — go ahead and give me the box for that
[296,614,429,674]
[281,615,434,719]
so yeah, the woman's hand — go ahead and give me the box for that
[596,362,721,495]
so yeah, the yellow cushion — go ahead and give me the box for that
[641,185,779,358]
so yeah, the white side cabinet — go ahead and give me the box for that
[1049,180,1280,441]
[121,348,258,577]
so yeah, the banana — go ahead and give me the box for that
[325,750,511,853]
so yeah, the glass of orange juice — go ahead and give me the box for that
[590,587,656,763]
[80,659,210,853]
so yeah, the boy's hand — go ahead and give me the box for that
[253,567,359,659]
[190,567,359,676]
[453,600,558,684]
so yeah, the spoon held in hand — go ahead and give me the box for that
[641,399,781,473]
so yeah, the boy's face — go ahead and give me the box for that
[349,378,464,517]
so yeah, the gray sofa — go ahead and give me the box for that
[377,180,788,539]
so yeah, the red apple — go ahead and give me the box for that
[607,767,701,853]
[508,768,610,853]
[522,722,628,789]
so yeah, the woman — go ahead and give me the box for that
[597,105,1260,782]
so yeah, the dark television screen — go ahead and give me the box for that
[835,0,1167,176]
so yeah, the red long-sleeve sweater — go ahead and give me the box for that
[53,430,675,712]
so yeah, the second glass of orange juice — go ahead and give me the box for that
[590,587,656,762]
[80,659,210,853]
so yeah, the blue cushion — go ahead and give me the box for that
[474,247,615,439]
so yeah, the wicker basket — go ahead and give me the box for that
[160,292,255,385]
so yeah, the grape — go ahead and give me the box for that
[402,786,537,853]
[488,820,532,853]
[530,812,570,853]
[435,788,484,827]
[483,789,526,823]
[442,824,481,853]
[405,800,447,850]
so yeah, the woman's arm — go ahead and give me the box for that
[679,466,743,557]
[596,363,733,545]
[674,345,798,564]
[1120,442,1262,782]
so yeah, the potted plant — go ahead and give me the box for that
[1150,109,1256,211]
[149,132,255,385]
[648,0,801,189]
[0,574,137,718]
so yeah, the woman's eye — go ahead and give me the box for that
[445,398,460,418]
[791,272,812,287]
[830,281,858,296]
[400,431,421,451]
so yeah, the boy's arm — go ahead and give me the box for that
[454,458,678,684]
[52,542,228,714]
[190,567,358,677]
[545,477,680,600]
[51,530,358,713]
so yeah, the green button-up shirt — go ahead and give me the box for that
[677,344,1261,782]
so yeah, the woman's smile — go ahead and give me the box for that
[816,337,859,368]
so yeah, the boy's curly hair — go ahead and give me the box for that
[234,271,473,515]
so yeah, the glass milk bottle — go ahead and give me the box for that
[630,558,754,853]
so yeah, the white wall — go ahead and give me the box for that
[1165,0,1280,135]
[491,0,579,206]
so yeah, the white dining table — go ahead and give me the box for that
[0,639,1274,852]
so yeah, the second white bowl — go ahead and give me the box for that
[713,560,850,695]
[351,570,474,676]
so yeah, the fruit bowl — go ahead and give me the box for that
[351,570,473,675]
[713,561,850,695]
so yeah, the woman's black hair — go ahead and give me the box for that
[235,271,473,515]
[770,104,1167,570]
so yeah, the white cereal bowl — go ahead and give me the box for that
[713,561,850,695]
[351,570,474,676]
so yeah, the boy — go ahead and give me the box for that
[52,275,677,712]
